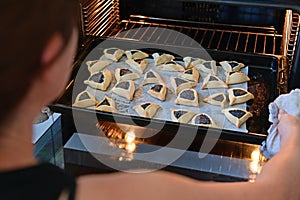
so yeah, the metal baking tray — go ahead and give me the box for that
[51,38,278,145]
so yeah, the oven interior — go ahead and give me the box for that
[70,0,300,134]
[51,0,300,179]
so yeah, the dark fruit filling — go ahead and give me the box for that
[233,89,247,96]
[185,69,193,74]
[228,61,239,68]
[203,62,212,69]
[174,110,187,119]
[116,81,129,89]
[195,114,211,124]
[90,72,104,83]
[209,76,218,81]
[229,110,246,118]
[107,49,116,54]
[151,84,163,92]
[99,99,110,106]
[213,95,224,102]
[90,61,98,67]
[146,71,155,78]
[120,69,132,76]
[78,92,90,101]
[175,77,188,86]
[180,90,195,100]
[135,59,143,64]
[141,103,151,110]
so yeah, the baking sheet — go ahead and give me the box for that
[82,52,249,133]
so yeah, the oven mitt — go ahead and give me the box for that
[260,88,300,158]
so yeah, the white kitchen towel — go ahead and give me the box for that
[261,89,300,158]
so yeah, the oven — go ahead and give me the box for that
[51,0,300,181]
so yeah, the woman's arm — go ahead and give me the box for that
[76,110,300,200]
[254,110,300,199]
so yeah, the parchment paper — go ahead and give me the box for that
[84,55,249,133]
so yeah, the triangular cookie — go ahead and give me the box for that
[192,113,216,128]
[84,69,113,91]
[157,61,185,72]
[183,57,205,69]
[170,109,196,123]
[220,61,245,72]
[95,96,118,113]
[125,50,149,60]
[111,80,135,100]
[152,53,175,65]
[202,92,227,107]
[147,84,167,101]
[115,68,140,82]
[178,67,200,82]
[125,58,149,73]
[225,71,250,85]
[228,88,254,105]
[171,76,197,95]
[133,102,160,118]
[73,90,98,108]
[103,47,124,62]
[196,60,217,74]
[222,108,253,128]
[142,70,164,85]
[175,89,199,107]
[201,74,228,89]
[86,60,110,74]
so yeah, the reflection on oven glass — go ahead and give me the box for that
[96,122,137,161]
[125,142,137,153]
[248,149,263,182]
[125,131,137,153]
[125,131,136,143]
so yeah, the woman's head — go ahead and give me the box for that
[0,0,78,126]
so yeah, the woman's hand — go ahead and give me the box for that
[278,109,300,147]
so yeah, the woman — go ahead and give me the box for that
[0,1,78,199]
[1,1,300,200]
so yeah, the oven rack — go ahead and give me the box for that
[80,0,288,56]
[80,0,300,94]
[86,14,283,56]
[80,0,299,62]
[81,0,120,39]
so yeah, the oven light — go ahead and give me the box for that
[249,149,262,181]
[249,161,259,174]
[125,131,136,143]
[251,149,261,162]
[126,143,137,153]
